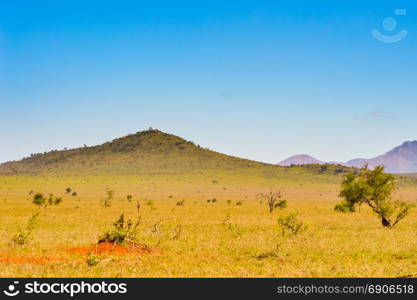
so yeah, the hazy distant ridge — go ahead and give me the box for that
[278,141,417,173]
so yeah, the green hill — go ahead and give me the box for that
[0,129,353,178]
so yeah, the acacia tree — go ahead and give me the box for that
[336,165,413,228]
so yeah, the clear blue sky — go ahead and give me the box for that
[1,0,417,164]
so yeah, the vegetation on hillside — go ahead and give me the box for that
[0,129,357,181]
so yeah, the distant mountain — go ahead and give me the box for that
[277,154,323,166]
[278,141,417,174]
[346,141,417,173]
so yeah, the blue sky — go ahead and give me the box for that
[1,0,417,164]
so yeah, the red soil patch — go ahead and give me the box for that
[0,255,54,265]
[66,241,159,256]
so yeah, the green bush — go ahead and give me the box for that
[12,212,40,245]
[102,190,114,208]
[277,213,307,237]
[32,193,62,207]
[98,214,141,245]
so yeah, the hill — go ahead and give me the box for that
[0,129,267,175]
[0,129,357,180]
[277,154,323,166]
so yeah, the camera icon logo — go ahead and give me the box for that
[372,9,408,43]
[3,281,20,297]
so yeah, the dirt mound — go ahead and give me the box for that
[0,255,54,264]
[66,241,158,255]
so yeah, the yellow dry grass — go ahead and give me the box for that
[0,173,417,277]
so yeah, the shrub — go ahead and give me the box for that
[337,165,413,227]
[102,190,114,208]
[86,253,100,267]
[98,214,141,245]
[12,212,40,245]
[65,187,72,194]
[145,200,156,210]
[176,199,185,206]
[126,194,133,202]
[33,193,45,206]
[277,213,307,237]
[32,193,62,207]
[258,191,287,212]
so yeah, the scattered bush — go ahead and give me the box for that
[32,193,62,207]
[258,190,287,213]
[222,214,241,237]
[102,190,114,208]
[86,253,101,267]
[12,212,40,245]
[145,200,156,210]
[98,214,141,245]
[277,213,307,237]
[126,194,133,202]
[176,199,185,206]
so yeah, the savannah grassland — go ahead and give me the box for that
[1,131,417,277]
[1,170,417,278]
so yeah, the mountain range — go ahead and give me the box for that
[277,141,417,173]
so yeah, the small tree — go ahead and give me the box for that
[258,191,287,213]
[337,165,413,228]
